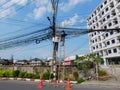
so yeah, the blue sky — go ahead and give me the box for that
[0,0,102,60]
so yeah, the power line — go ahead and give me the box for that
[0,0,21,14]
[13,44,52,55]
[0,21,33,26]
[0,0,32,20]
[6,18,41,25]
[0,32,52,50]
[0,23,45,37]
[0,0,10,9]
[0,27,50,43]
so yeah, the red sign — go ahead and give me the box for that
[65,61,71,65]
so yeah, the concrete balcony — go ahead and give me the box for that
[104,53,120,58]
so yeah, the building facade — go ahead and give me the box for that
[87,0,120,66]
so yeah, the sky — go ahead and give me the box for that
[0,0,102,60]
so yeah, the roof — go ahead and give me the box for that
[64,55,84,61]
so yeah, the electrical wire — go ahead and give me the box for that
[0,0,32,20]
[13,43,51,55]
[0,27,50,43]
[0,0,22,14]
[6,18,41,25]
[0,23,46,37]
[0,0,10,9]
[0,21,32,26]
[0,32,52,50]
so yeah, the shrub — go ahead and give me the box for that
[42,72,50,80]
[32,74,40,79]
[18,72,26,78]
[26,73,33,78]
[0,70,4,77]
[0,70,40,79]
[9,70,14,77]
[98,70,107,76]
[77,78,85,83]
[42,71,53,80]
[3,71,9,77]
[73,72,78,80]
[13,70,20,77]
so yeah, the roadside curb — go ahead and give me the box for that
[0,77,77,84]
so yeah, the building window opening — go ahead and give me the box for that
[106,33,108,37]
[94,32,96,35]
[111,39,115,43]
[96,45,98,49]
[92,34,93,37]
[102,11,104,15]
[103,18,106,22]
[92,14,94,17]
[108,22,112,27]
[107,41,110,45]
[108,58,120,65]
[101,4,103,8]
[104,25,107,29]
[107,15,110,19]
[113,19,118,25]
[111,10,116,16]
[110,31,113,35]
[104,0,107,5]
[113,48,117,53]
[95,39,97,42]
[106,7,109,12]
[108,50,111,54]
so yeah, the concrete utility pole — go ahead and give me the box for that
[51,0,59,80]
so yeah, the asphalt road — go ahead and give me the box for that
[0,80,119,90]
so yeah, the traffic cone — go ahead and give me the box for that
[38,77,43,88]
[65,78,72,90]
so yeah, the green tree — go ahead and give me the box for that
[87,53,104,80]
[75,54,104,79]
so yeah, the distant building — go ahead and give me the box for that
[29,58,43,66]
[64,55,83,65]
[15,60,29,65]
[0,59,13,65]
[46,57,53,66]
[87,0,120,66]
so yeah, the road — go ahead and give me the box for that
[0,80,119,90]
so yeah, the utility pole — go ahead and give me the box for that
[50,0,59,80]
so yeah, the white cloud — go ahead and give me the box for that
[60,14,86,27]
[0,0,6,5]
[0,7,15,19]
[1,0,27,8]
[0,0,28,19]
[60,0,92,12]
[60,14,79,27]
[33,7,47,20]
[33,0,49,7]
[29,0,51,20]
[14,0,27,6]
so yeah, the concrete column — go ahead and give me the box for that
[103,57,107,66]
